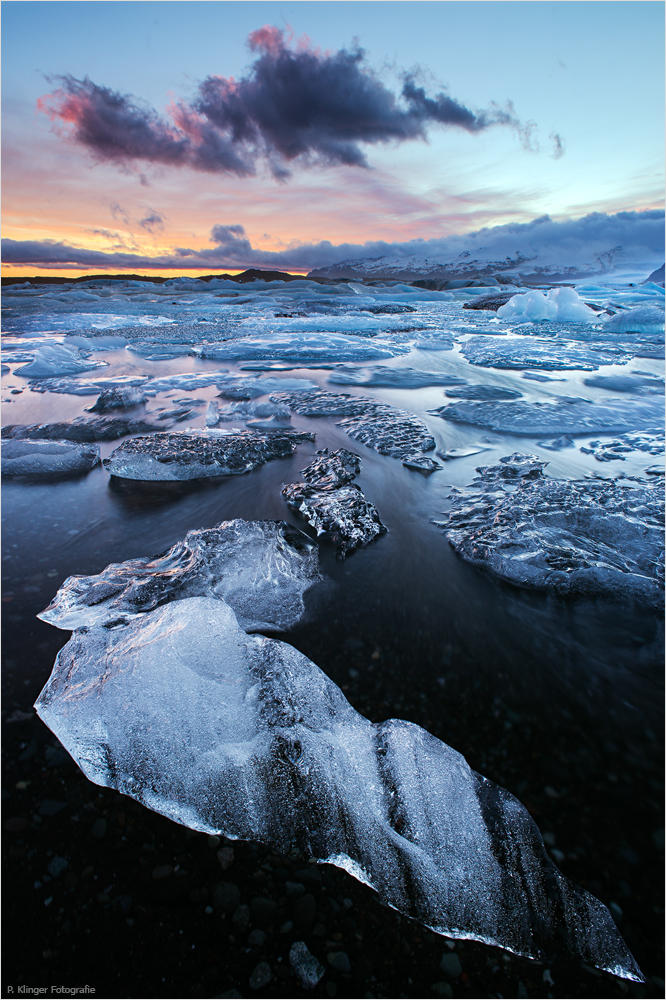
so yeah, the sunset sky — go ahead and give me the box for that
[2,1,664,277]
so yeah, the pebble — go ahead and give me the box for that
[439,952,463,979]
[247,929,266,948]
[232,904,250,932]
[213,881,241,913]
[217,846,234,870]
[289,941,325,988]
[249,961,272,991]
[431,983,453,998]
[47,856,69,878]
[327,950,351,974]
[294,891,317,925]
[251,895,277,926]
[91,818,107,839]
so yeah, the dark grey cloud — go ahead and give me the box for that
[4,210,663,273]
[39,25,553,179]
[139,211,165,233]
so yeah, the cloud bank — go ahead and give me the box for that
[38,25,556,179]
[3,210,663,274]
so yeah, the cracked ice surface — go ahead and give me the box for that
[34,595,643,982]
[439,396,663,437]
[282,448,386,557]
[104,429,313,481]
[273,391,435,461]
[197,332,409,365]
[460,336,622,371]
[439,454,664,606]
[39,520,320,633]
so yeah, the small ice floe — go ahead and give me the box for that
[3,415,158,443]
[15,344,109,379]
[38,519,320,633]
[206,399,292,428]
[35,593,644,982]
[442,385,522,401]
[328,366,465,389]
[603,305,665,335]
[216,375,318,400]
[273,391,436,463]
[461,336,617,371]
[197,332,408,365]
[583,373,664,395]
[87,386,148,412]
[2,439,100,480]
[580,432,665,463]
[282,448,386,557]
[439,453,664,606]
[104,429,314,481]
[438,396,663,437]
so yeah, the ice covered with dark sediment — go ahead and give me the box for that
[104,429,314,481]
[34,594,644,983]
[3,415,159,442]
[439,454,664,605]
[38,520,320,632]
[438,396,663,437]
[2,439,100,480]
[282,449,386,557]
[273,391,436,461]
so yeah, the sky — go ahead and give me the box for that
[1,1,664,277]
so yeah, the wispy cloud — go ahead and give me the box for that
[38,25,556,180]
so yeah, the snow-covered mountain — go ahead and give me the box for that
[308,211,665,284]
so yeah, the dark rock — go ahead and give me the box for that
[249,962,272,991]
[290,941,325,987]
[251,895,277,926]
[462,291,518,311]
[293,892,317,926]
[87,385,147,412]
[213,881,241,913]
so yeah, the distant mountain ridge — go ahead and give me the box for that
[308,211,665,284]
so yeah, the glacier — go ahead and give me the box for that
[34,594,643,982]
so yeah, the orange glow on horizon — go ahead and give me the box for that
[1,265,311,280]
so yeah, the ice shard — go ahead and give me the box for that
[282,449,386,557]
[38,519,321,633]
[35,595,643,983]
[2,439,100,480]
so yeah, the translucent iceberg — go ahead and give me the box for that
[39,520,320,633]
[34,595,643,982]
[497,287,597,323]
[2,439,100,480]
[282,449,386,557]
[15,344,108,379]
[439,454,664,606]
[105,429,314,481]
